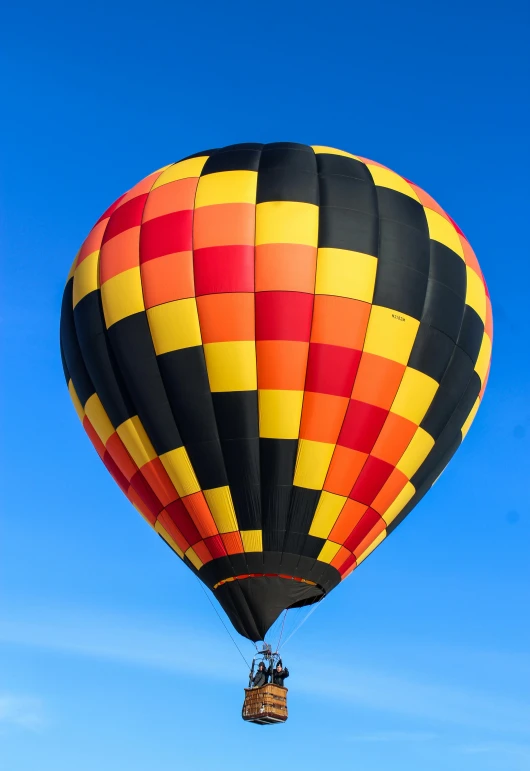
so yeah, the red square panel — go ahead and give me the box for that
[102,194,148,244]
[140,210,193,262]
[305,343,361,397]
[192,540,213,564]
[83,416,106,459]
[193,245,254,295]
[352,517,386,559]
[166,499,201,545]
[255,291,313,341]
[158,510,189,552]
[128,487,157,526]
[338,552,357,576]
[106,432,137,481]
[103,451,129,494]
[205,534,228,559]
[349,456,394,505]
[96,194,126,224]
[129,470,164,518]
[343,508,382,553]
[338,400,388,454]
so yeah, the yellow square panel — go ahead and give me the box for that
[465,266,487,323]
[147,299,202,355]
[73,251,100,307]
[382,482,415,525]
[185,546,203,570]
[66,253,79,284]
[84,393,114,444]
[356,530,386,566]
[315,248,377,302]
[390,368,439,425]
[203,486,239,533]
[101,267,145,328]
[160,446,200,497]
[155,521,184,558]
[461,396,480,438]
[474,333,492,384]
[195,170,258,207]
[117,415,157,468]
[259,389,304,439]
[294,439,336,490]
[317,540,342,564]
[424,209,464,258]
[309,491,347,539]
[203,341,257,392]
[255,201,319,246]
[241,529,263,552]
[367,166,420,201]
[363,306,420,365]
[311,146,358,159]
[68,380,84,421]
[396,427,434,478]
[151,157,208,188]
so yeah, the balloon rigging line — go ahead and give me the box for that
[194,576,252,669]
[280,595,326,651]
[275,609,288,653]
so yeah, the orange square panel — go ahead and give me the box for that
[221,531,244,555]
[330,546,351,571]
[299,392,349,444]
[257,340,308,390]
[324,445,368,497]
[141,251,195,308]
[193,203,255,249]
[255,243,317,293]
[140,457,179,508]
[329,499,368,545]
[182,492,219,539]
[99,227,141,284]
[143,178,198,221]
[77,219,107,264]
[192,540,213,565]
[351,353,405,409]
[311,295,371,350]
[371,468,408,516]
[106,432,137,482]
[371,412,417,466]
[197,293,255,343]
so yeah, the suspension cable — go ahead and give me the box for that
[195,577,252,669]
[275,609,288,652]
[280,595,326,651]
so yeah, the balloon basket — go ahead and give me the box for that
[242,685,288,724]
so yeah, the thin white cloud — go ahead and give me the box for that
[458,740,530,770]
[295,659,530,735]
[1,605,529,737]
[347,730,436,743]
[0,693,44,731]
[460,741,530,757]
[0,607,237,681]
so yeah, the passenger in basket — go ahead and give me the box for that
[250,662,268,688]
[270,660,289,687]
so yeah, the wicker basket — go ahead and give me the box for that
[242,684,288,724]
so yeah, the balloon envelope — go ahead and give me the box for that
[60,143,492,641]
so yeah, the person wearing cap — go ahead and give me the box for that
[269,660,289,687]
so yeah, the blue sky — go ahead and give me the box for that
[1,0,529,769]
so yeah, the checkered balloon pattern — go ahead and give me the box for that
[60,143,492,641]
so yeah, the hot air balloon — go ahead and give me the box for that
[60,142,492,658]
